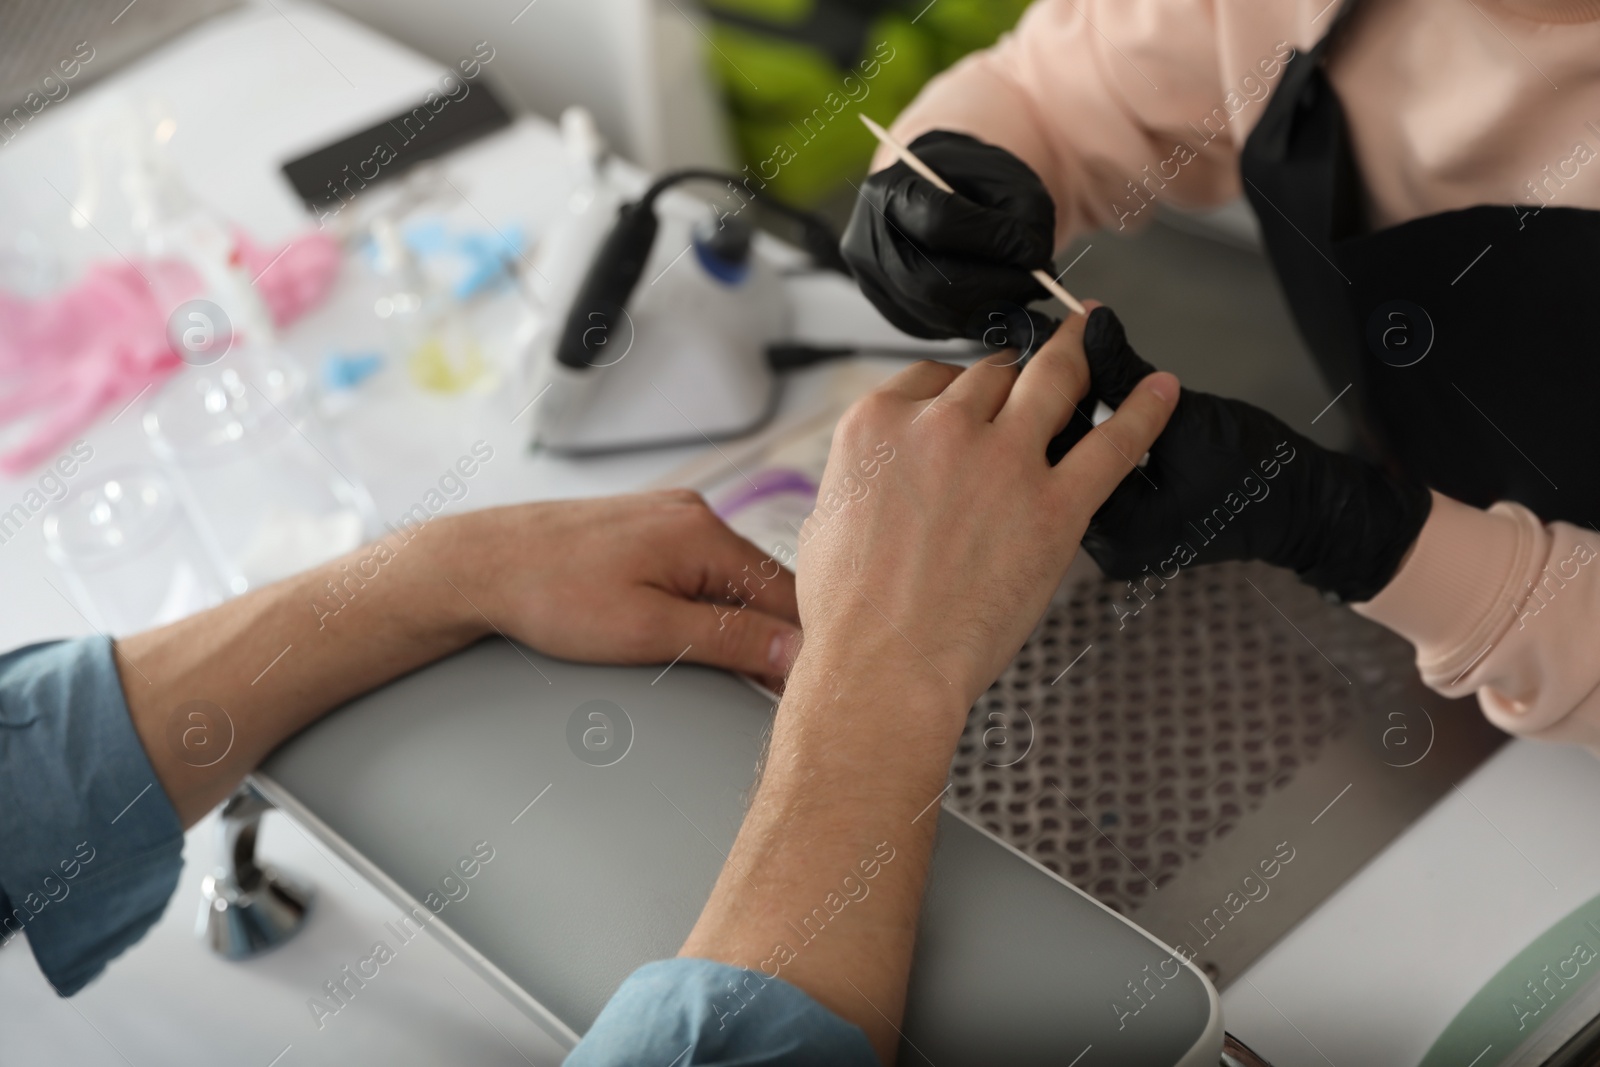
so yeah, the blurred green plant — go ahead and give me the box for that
[702,0,1031,205]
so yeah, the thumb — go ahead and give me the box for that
[665,593,802,682]
[1082,306,1160,406]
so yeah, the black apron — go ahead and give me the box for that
[1238,0,1599,523]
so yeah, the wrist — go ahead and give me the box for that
[388,514,495,646]
[1301,457,1433,602]
[781,642,971,758]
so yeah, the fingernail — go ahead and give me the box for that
[1145,372,1180,402]
[769,630,802,674]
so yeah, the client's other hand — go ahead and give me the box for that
[1079,306,1432,602]
[443,492,801,686]
[793,314,1179,729]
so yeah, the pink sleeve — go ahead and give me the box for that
[877,0,1302,246]
[1353,492,1600,752]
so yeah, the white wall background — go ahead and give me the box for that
[310,0,734,172]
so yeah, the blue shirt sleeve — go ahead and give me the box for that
[565,958,878,1066]
[0,636,185,995]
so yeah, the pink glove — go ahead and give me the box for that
[0,229,341,475]
[236,228,341,327]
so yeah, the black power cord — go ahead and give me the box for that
[765,341,984,371]
[638,168,852,276]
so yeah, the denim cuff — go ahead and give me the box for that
[567,957,877,1066]
[0,636,184,995]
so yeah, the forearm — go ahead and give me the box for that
[1354,492,1600,749]
[679,653,964,1064]
[881,51,1067,197]
[881,0,1246,242]
[116,518,488,826]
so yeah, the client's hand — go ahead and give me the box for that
[793,313,1180,729]
[1079,306,1432,602]
[122,490,802,827]
[444,492,801,685]
[678,317,1177,1063]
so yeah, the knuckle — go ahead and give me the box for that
[985,359,1025,385]
[623,607,667,650]
[920,404,979,452]
[1049,333,1090,372]
[913,394,964,430]
[1053,359,1089,398]
[906,360,961,388]
[840,390,895,433]
[1116,396,1164,440]
[659,488,706,508]
[710,615,753,660]
[685,502,726,535]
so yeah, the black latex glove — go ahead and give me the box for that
[840,130,1057,343]
[1078,308,1432,603]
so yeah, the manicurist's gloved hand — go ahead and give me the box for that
[1078,307,1433,602]
[840,130,1058,342]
